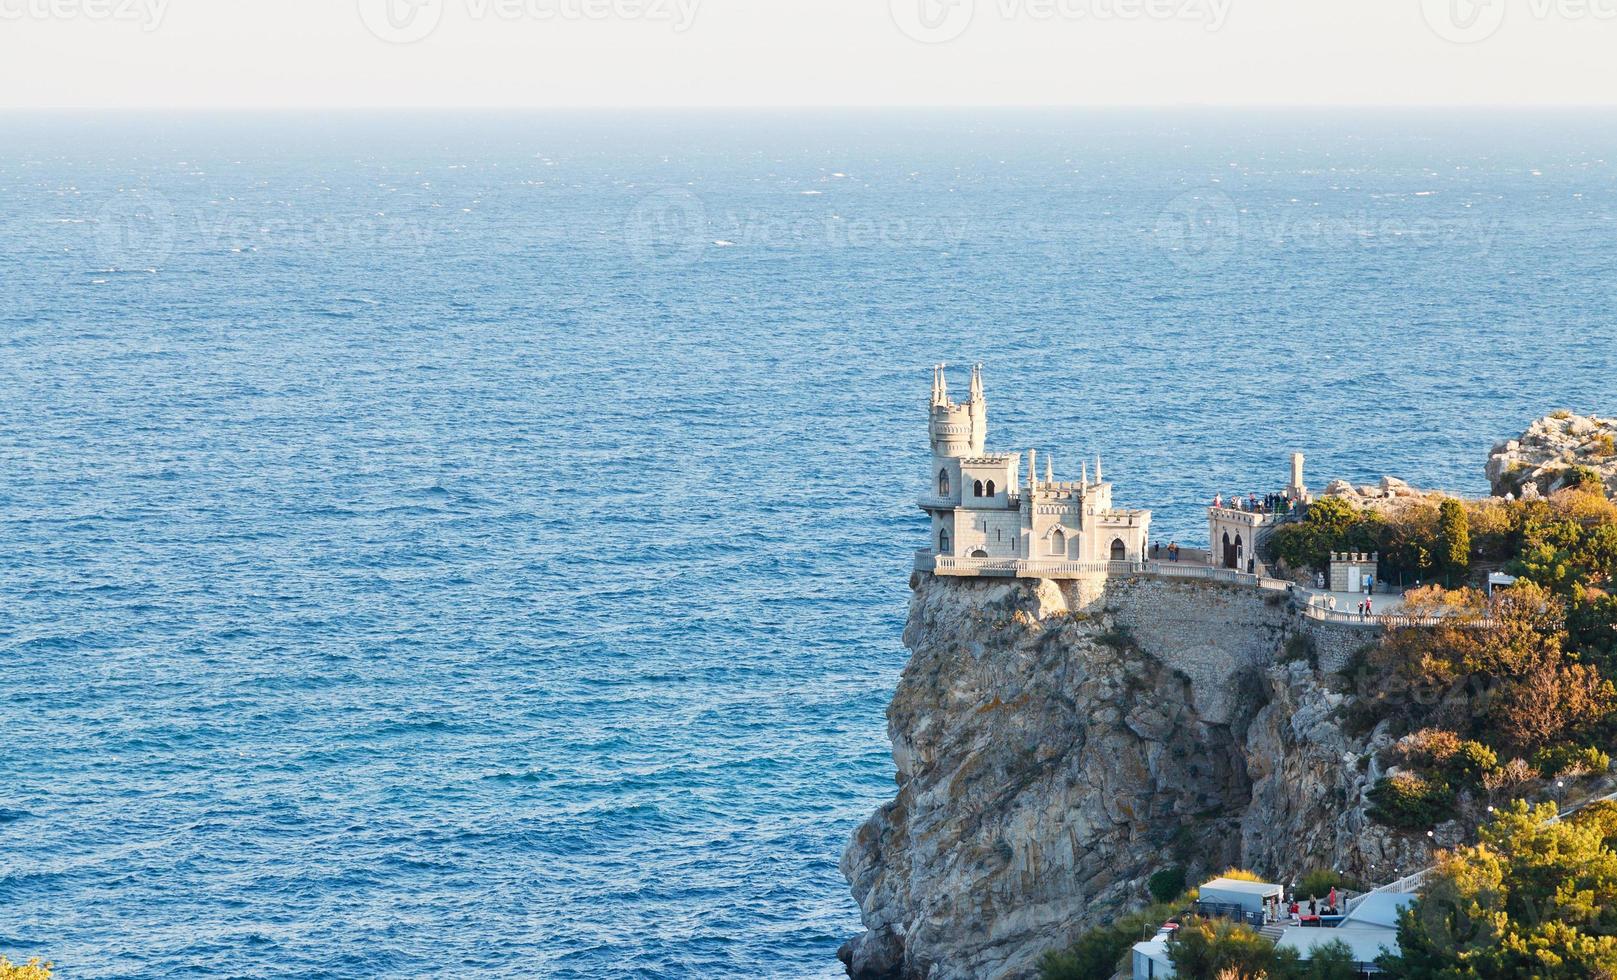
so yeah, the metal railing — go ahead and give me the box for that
[920,552,1491,631]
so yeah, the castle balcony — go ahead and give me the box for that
[913,549,936,573]
[1209,505,1287,528]
[933,556,1122,578]
[916,494,955,512]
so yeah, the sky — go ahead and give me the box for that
[1,0,1615,107]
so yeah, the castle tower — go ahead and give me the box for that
[928,363,987,459]
[1288,452,1309,501]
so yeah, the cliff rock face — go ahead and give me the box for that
[840,574,1431,980]
[1487,412,1617,499]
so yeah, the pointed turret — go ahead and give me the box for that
[1045,454,1054,485]
[969,363,984,403]
[1096,455,1103,485]
[1028,449,1038,494]
[927,364,986,459]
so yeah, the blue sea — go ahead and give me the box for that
[1,110,1614,978]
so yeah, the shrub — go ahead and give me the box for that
[1532,744,1611,779]
[1037,901,1176,980]
[1565,465,1605,492]
[1398,729,1500,786]
[1149,866,1188,904]
[1572,799,1617,841]
[1367,772,1455,831]
[1481,757,1536,795]
[0,960,51,980]
[1589,432,1617,459]
[1167,916,1275,980]
[1297,868,1345,900]
[1283,633,1316,665]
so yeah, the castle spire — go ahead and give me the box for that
[1082,459,1089,485]
[1045,453,1054,484]
[1095,454,1103,484]
[930,365,940,405]
[969,363,984,403]
[937,363,949,405]
[1028,449,1038,494]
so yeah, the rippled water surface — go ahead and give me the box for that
[1,110,1615,978]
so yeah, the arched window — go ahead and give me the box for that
[985,480,996,497]
[938,469,951,496]
[1050,529,1066,557]
[970,549,988,559]
[1111,538,1127,561]
[973,480,984,498]
[939,528,951,554]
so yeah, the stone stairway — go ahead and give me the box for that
[1259,922,1289,943]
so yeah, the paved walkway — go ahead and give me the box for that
[1303,590,1407,616]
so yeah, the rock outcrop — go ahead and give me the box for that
[1321,476,1441,505]
[840,575,1433,980]
[1487,412,1617,499]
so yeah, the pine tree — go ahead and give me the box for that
[1438,499,1470,586]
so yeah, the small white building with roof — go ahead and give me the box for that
[1130,879,1413,980]
[1197,877,1284,918]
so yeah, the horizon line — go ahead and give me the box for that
[6,102,1617,112]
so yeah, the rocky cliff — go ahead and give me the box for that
[839,574,1434,980]
[1487,412,1617,499]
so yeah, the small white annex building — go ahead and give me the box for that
[1276,893,1413,972]
[1198,877,1284,917]
[918,365,1151,576]
[1130,884,1413,980]
[1131,926,1175,980]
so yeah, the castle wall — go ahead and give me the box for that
[1095,577,1295,725]
[956,509,1024,558]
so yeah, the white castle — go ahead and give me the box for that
[920,365,1151,575]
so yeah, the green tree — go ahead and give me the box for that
[1149,866,1188,904]
[1278,940,1359,980]
[1438,499,1471,586]
[1037,901,1180,980]
[1381,802,1617,979]
[1167,916,1275,980]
